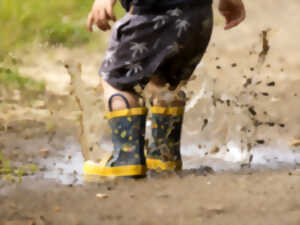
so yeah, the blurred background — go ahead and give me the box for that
[1,0,300,183]
[0,0,125,58]
[0,0,125,93]
[0,0,126,182]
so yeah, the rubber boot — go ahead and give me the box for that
[146,106,184,172]
[84,94,147,178]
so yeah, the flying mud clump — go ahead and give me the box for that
[182,28,300,165]
[65,62,105,162]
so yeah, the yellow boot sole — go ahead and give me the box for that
[83,159,147,178]
[146,158,182,172]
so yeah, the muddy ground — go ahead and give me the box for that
[1,123,300,225]
[1,0,300,224]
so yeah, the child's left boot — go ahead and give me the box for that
[84,94,148,178]
[146,106,184,172]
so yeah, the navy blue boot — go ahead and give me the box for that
[146,106,184,172]
[84,94,147,178]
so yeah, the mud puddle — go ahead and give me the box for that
[22,135,300,186]
[2,131,300,225]
[39,140,83,185]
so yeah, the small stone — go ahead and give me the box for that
[226,100,231,106]
[254,120,263,127]
[202,119,208,130]
[249,154,254,163]
[289,140,300,147]
[96,193,109,199]
[266,122,275,127]
[267,81,276,87]
[256,140,265,145]
[248,106,257,116]
[40,149,49,157]
[210,146,220,154]
[243,78,252,88]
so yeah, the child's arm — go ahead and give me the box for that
[218,0,246,30]
[88,0,117,32]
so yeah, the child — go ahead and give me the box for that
[84,0,245,177]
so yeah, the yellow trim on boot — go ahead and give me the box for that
[150,106,184,116]
[106,107,147,120]
[146,158,182,171]
[84,160,147,177]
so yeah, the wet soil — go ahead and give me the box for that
[2,170,300,225]
[1,123,300,225]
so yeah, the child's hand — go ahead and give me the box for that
[88,0,117,32]
[219,0,246,30]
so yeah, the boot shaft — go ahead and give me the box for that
[148,106,184,165]
[84,92,148,178]
[107,108,147,166]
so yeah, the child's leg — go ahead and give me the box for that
[83,79,148,178]
[146,78,186,172]
[102,79,141,110]
[147,77,185,107]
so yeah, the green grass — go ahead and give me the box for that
[0,67,45,93]
[0,0,125,60]
[0,0,125,97]
[0,151,39,183]
[0,66,46,105]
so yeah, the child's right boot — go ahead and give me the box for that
[84,94,148,178]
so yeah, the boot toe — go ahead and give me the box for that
[146,158,182,172]
[84,160,147,178]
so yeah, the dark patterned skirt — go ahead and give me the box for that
[99,3,213,91]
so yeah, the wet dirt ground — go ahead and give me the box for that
[1,115,300,225]
[1,0,300,224]
[2,170,300,225]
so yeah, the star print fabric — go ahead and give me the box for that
[99,3,213,91]
[108,114,146,166]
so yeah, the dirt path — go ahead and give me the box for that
[1,122,300,225]
[1,168,300,225]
